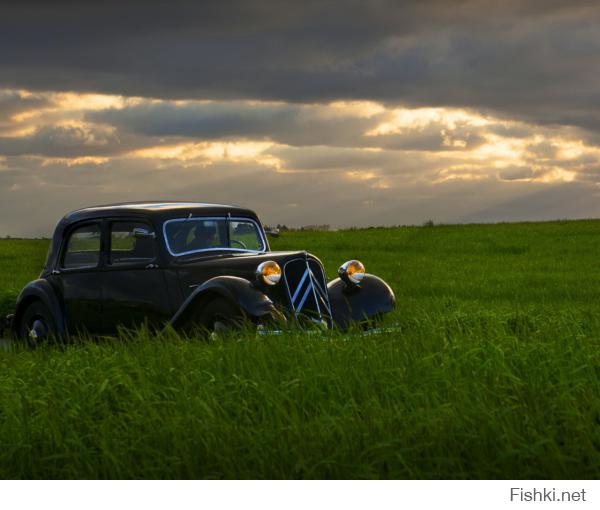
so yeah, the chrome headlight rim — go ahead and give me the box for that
[338,259,366,285]
[256,260,282,286]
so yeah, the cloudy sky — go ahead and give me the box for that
[2,0,600,236]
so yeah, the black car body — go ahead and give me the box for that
[8,202,395,343]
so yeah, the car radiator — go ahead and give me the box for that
[282,257,333,328]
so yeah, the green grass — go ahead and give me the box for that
[0,221,599,479]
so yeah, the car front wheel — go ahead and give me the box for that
[19,301,57,348]
[197,297,246,339]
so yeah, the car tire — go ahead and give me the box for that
[197,297,246,338]
[19,301,57,348]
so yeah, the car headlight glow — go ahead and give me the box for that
[338,259,366,285]
[256,260,282,285]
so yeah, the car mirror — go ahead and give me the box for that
[264,228,279,238]
[133,227,156,239]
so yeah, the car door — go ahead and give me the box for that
[101,219,172,334]
[56,221,103,334]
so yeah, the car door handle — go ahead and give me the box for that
[51,269,61,275]
[145,263,159,269]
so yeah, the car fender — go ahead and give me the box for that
[169,276,282,330]
[13,279,66,336]
[327,274,395,330]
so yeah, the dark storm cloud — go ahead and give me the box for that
[0,124,141,157]
[372,122,486,151]
[87,100,486,151]
[497,166,535,181]
[87,101,375,148]
[4,0,600,236]
[1,1,600,133]
[269,145,442,178]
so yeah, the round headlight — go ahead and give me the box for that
[339,259,365,285]
[256,260,282,286]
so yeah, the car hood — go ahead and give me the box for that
[172,250,331,301]
[173,250,315,267]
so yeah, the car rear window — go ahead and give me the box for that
[62,223,101,269]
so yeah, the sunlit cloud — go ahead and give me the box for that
[434,164,492,183]
[472,135,527,162]
[130,141,278,166]
[327,101,386,118]
[2,85,600,236]
[3,88,600,187]
[366,107,491,136]
[345,170,378,181]
[41,156,110,167]
[6,91,122,125]
[52,92,128,112]
[535,169,577,183]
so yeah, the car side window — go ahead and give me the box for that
[109,221,157,266]
[62,223,101,270]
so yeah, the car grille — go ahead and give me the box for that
[283,257,332,328]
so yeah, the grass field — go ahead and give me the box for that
[0,221,599,479]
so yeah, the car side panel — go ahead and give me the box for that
[56,270,103,333]
[101,268,173,333]
[163,268,185,310]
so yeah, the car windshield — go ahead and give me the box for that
[163,217,266,256]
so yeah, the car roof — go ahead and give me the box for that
[62,201,259,223]
[43,202,266,269]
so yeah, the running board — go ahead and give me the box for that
[0,314,13,339]
[256,324,401,337]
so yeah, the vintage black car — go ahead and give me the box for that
[6,202,395,345]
